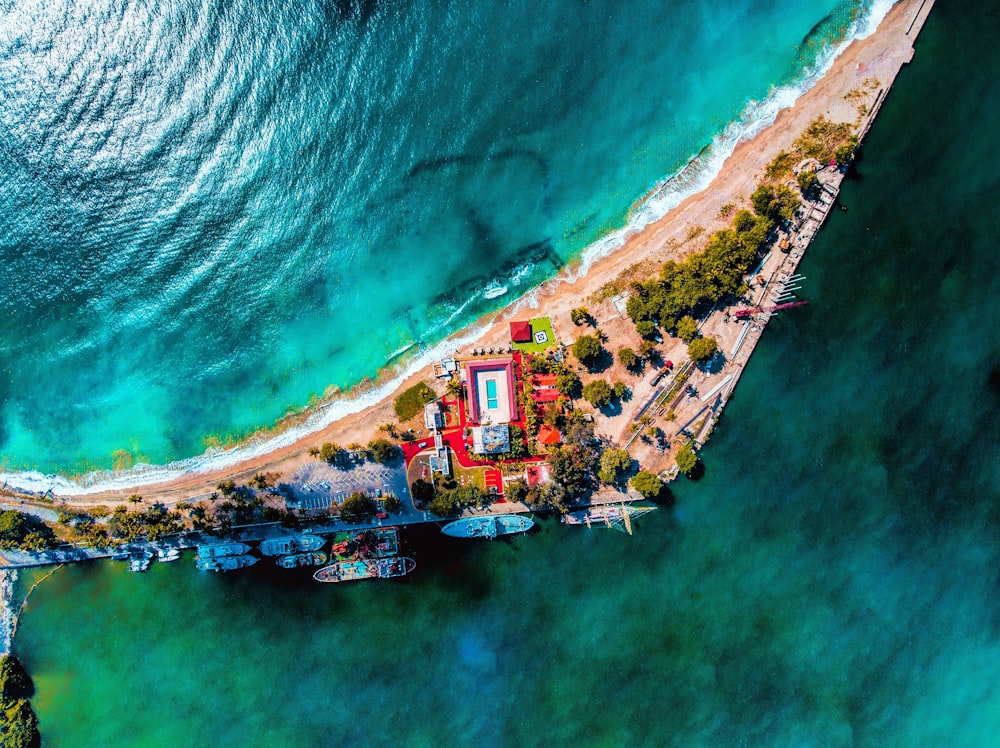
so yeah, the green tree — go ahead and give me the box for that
[631,470,666,500]
[617,347,639,372]
[1,699,40,748]
[0,510,56,552]
[504,479,528,504]
[612,381,629,400]
[0,656,34,703]
[751,183,800,223]
[393,381,437,421]
[638,339,657,359]
[797,170,821,199]
[367,438,402,464]
[582,379,613,408]
[572,334,604,368]
[339,492,376,524]
[410,479,435,504]
[319,442,344,464]
[676,445,699,476]
[835,136,859,167]
[383,495,403,513]
[445,378,464,398]
[570,307,591,326]
[675,315,699,342]
[687,336,719,364]
[597,448,634,484]
[555,370,582,399]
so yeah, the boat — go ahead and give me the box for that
[441,514,534,539]
[355,528,400,558]
[329,528,399,560]
[258,533,325,557]
[155,547,181,562]
[313,559,378,583]
[374,556,416,578]
[276,551,329,569]
[313,556,416,583]
[561,504,656,535]
[128,551,152,572]
[196,554,258,572]
[197,542,252,559]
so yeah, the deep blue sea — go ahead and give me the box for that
[11,1,1000,746]
[1,0,886,477]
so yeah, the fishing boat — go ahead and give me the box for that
[328,528,400,560]
[196,554,258,572]
[259,533,325,557]
[355,527,400,558]
[313,559,378,583]
[561,504,656,535]
[197,542,252,559]
[155,547,181,562]
[441,514,534,539]
[276,551,328,569]
[313,556,416,583]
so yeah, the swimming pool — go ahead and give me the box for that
[486,379,498,410]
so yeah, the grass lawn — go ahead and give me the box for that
[512,317,557,355]
[449,458,487,491]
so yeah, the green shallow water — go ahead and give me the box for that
[13,2,1000,746]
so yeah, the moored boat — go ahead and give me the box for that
[276,551,329,569]
[312,556,416,582]
[259,533,325,557]
[329,528,400,560]
[196,554,258,572]
[155,547,181,562]
[197,542,252,559]
[561,504,656,535]
[374,556,416,578]
[313,559,378,583]
[441,514,534,539]
[128,551,152,572]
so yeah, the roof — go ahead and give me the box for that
[537,424,562,446]
[509,320,532,343]
[472,424,511,455]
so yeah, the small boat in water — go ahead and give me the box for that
[259,533,325,557]
[128,551,152,572]
[197,542,252,559]
[276,551,329,569]
[313,556,416,583]
[196,554,258,572]
[441,514,534,539]
[561,504,656,535]
[155,547,181,562]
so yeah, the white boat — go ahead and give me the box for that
[441,515,534,539]
[128,552,152,572]
[155,547,181,562]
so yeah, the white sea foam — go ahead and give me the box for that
[567,0,898,282]
[0,2,898,498]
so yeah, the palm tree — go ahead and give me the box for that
[128,494,143,505]
[445,378,463,398]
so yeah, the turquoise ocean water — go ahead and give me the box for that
[1,0,884,477]
[13,4,1000,744]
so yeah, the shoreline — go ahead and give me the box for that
[1,0,930,504]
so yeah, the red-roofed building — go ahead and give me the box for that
[537,424,562,447]
[509,320,532,343]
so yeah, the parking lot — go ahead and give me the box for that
[285,461,411,513]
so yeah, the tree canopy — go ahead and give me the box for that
[631,470,666,500]
[687,336,719,364]
[555,370,582,399]
[393,381,437,421]
[0,510,56,552]
[572,334,604,368]
[367,438,402,464]
[339,492,376,523]
[0,656,33,703]
[582,379,613,408]
[675,315,699,342]
[617,347,639,372]
[676,445,699,476]
[1,699,40,748]
[597,448,634,485]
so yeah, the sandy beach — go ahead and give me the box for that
[21,0,931,507]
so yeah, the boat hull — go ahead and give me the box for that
[259,533,325,556]
[276,551,329,569]
[441,515,534,539]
